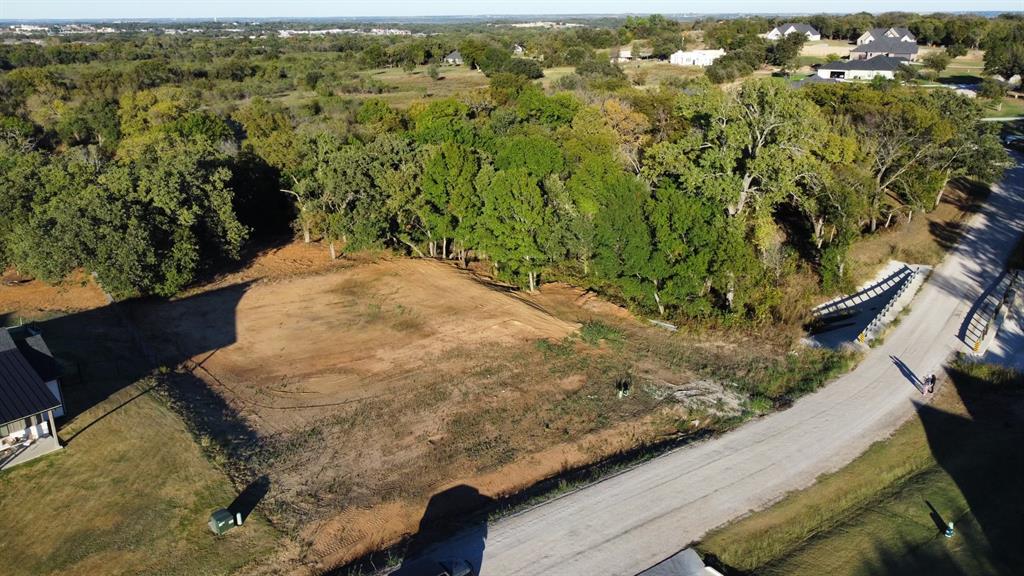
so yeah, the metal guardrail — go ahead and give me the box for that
[970,270,1020,354]
[857,267,920,344]
[814,266,914,320]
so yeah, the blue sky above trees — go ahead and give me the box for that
[1,1,1019,20]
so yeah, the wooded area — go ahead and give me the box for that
[0,13,1017,322]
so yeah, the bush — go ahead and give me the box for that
[578,320,624,345]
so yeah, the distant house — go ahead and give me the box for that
[0,326,64,470]
[611,47,633,63]
[443,50,463,65]
[857,27,916,46]
[851,38,919,61]
[816,55,909,81]
[512,43,525,56]
[669,49,726,67]
[761,23,821,42]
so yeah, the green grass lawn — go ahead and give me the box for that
[698,360,1024,575]
[0,308,279,575]
[983,97,1024,118]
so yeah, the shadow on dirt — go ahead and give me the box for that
[390,485,494,576]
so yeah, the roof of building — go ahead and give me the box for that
[852,37,919,55]
[820,55,909,72]
[776,23,819,35]
[445,50,462,59]
[865,27,916,40]
[0,329,60,425]
[638,548,708,576]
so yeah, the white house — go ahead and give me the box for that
[443,50,464,65]
[611,47,633,63]
[512,43,525,56]
[761,23,821,42]
[669,49,726,67]
[816,55,908,81]
[0,327,64,470]
[851,37,919,61]
[857,27,916,46]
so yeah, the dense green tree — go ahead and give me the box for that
[476,167,549,291]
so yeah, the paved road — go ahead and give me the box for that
[406,155,1024,576]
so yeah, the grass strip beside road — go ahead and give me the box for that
[698,358,1024,576]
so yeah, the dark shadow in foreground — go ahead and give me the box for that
[390,485,493,576]
[861,365,1024,575]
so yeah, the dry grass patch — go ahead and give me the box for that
[847,178,989,286]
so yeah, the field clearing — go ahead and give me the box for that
[130,258,667,570]
[357,65,490,108]
[698,361,1024,575]
[800,39,854,58]
[622,60,704,87]
[122,255,847,572]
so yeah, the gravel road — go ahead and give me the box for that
[402,154,1024,576]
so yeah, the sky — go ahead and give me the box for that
[0,0,1019,20]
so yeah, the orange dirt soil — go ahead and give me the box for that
[129,256,689,574]
[2,242,712,574]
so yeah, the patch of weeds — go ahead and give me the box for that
[745,395,773,416]
[578,320,624,346]
[535,337,575,359]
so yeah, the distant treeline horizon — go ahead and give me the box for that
[2,11,1020,26]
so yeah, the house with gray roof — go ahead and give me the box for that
[816,55,909,81]
[852,37,919,61]
[761,23,821,41]
[443,50,463,65]
[857,27,916,46]
[0,326,63,469]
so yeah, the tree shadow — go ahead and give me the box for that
[16,281,254,422]
[229,475,271,524]
[391,485,494,576]
[858,367,1024,575]
[924,499,948,533]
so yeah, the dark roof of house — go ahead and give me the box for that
[0,329,60,425]
[852,38,919,55]
[821,55,909,71]
[638,548,707,576]
[865,27,915,40]
[776,23,819,35]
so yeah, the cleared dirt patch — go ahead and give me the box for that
[129,259,680,571]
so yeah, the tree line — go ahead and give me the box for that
[1,69,1007,323]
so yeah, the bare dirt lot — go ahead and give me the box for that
[3,242,847,575]
[129,258,706,572]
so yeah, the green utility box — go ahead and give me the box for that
[208,508,236,535]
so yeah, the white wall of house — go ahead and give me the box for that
[854,51,916,62]
[1,413,51,443]
[816,68,895,80]
[669,49,725,67]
